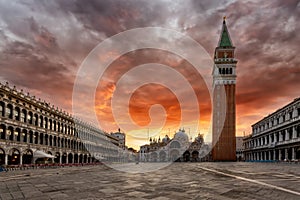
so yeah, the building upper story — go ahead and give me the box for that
[244,98,300,152]
[252,98,300,137]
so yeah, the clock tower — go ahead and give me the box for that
[212,17,237,161]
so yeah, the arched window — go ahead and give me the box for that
[21,109,27,123]
[40,133,44,145]
[34,114,39,126]
[170,141,181,148]
[225,68,229,74]
[45,134,49,145]
[22,129,27,143]
[39,116,43,128]
[49,135,53,146]
[34,132,39,144]
[0,148,5,165]
[6,104,13,119]
[54,136,57,147]
[65,124,67,134]
[57,122,60,132]
[15,107,20,121]
[8,126,14,141]
[49,119,52,130]
[58,137,60,147]
[0,102,4,117]
[60,123,64,133]
[9,148,20,165]
[29,131,33,143]
[28,112,33,124]
[222,68,225,75]
[61,138,64,148]
[44,117,48,129]
[229,68,233,74]
[0,124,6,140]
[53,121,57,131]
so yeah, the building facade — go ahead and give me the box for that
[111,129,126,150]
[236,136,244,161]
[0,82,123,166]
[212,18,237,161]
[139,129,211,162]
[243,98,300,161]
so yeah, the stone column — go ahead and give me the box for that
[59,154,62,164]
[268,151,271,161]
[292,148,295,160]
[20,154,22,165]
[285,129,289,141]
[285,149,288,160]
[293,126,297,139]
[279,132,283,142]
[274,133,277,142]
[37,133,40,145]
[273,150,276,161]
[5,154,8,165]
[66,153,68,164]
[279,150,282,161]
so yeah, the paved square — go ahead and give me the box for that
[0,162,299,200]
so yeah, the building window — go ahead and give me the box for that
[34,114,38,126]
[15,107,20,121]
[21,109,27,122]
[289,112,293,119]
[0,125,5,140]
[6,105,13,119]
[0,102,4,117]
[7,128,13,141]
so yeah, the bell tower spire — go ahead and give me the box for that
[212,17,237,161]
[218,16,233,48]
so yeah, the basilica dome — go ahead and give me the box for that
[174,129,189,142]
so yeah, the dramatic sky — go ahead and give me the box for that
[0,0,299,149]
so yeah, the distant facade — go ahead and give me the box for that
[236,136,244,161]
[212,18,237,161]
[243,98,300,161]
[111,129,126,150]
[0,82,123,166]
[139,129,211,162]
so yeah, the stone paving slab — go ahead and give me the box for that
[0,163,299,199]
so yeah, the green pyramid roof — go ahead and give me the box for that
[218,20,233,47]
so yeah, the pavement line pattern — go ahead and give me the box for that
[199,166,300,196]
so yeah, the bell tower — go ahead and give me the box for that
[212,17,237,161]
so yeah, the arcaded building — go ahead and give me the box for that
[0,82,122,166]
[243,98,300,161]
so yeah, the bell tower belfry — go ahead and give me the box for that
[212,17,237,161]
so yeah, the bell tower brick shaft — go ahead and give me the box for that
[212,18,237,161]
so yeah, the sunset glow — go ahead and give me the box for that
[0,0,299,150]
